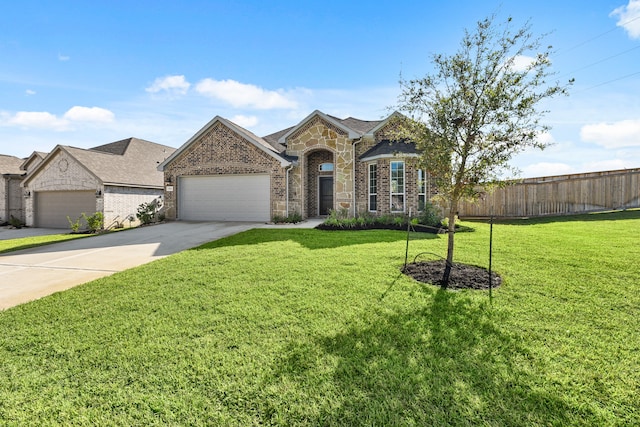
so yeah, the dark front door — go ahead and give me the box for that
[319,177,333,215]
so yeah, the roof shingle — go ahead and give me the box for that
[0,155,24,175]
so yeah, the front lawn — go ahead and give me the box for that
[0,211,638,425]
[0,233,93,254]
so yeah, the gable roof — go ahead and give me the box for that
[367,111,405,135]
[276,110,363,144]
[359,140,419,162]
[20,151,47,172]
[158,116,292,171]
[328,115,384,135]
[262,126,293,150]
[275,110,405,145]
[24,138,175,188]
[0,154,24,175]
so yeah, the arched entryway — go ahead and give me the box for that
[306,149,335,216]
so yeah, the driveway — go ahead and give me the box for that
[0,222,259,310]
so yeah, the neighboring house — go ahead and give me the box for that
[22,138,176,228]
[20,151,47,175]
[158,110,435,221]
[0,155,25,224]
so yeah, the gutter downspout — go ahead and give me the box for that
[352,137,363,217]
[285,164,293,216]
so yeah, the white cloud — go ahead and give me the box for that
[535,131,555,145]
[146,75,191,95]
[63,106,114,123]
[1,106,115,131]
[580,119,640,148]
[58,53,70,61]
[583,159,634,172]
[521,162,574,178]
[231,114,259,128]
[510,55,536,72]
[195,78,298,109]
[6,111,68,130]
[25,89,36,96]
[610,1,640,39]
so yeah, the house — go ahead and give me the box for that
[20,151,47,175]
[158,110,434,222]
[22,138,176,229]
[0,155,25,224]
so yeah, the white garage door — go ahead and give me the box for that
[178,175,270,221]
[35,191,96,228]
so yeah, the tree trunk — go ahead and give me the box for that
[441,203,457,287]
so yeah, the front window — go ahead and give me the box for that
[418,169,426,210]
[368,164,377,211]
[390,161,405,212]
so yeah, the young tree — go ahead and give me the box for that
[396,15,572,285]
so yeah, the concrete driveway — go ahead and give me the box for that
[0,222,259,310]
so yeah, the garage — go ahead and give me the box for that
[35,191,96,228]
[178,174,270,221]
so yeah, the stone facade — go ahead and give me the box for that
[285,116,353,217]
[162,121,287,220]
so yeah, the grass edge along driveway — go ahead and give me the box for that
[0,211,638,425]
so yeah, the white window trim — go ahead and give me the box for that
[418,169,426,210]
[368,163,377,212]
[390,161,405,213]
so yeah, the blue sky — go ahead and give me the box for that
[1,0,639,178]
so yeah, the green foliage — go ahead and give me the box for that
[9,215,24,229]
[272,212,303,224]
[395,14,573,279]
[322,211,418,229]
[0,234,93,254]
[418,200,444,227]
[67,215,82,233]
[136,199,163,225]
[82,212,104,233]
[0,210,638,425]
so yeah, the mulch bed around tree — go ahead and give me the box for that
[402,260,502,290]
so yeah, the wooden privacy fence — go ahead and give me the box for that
[457,168,640,218]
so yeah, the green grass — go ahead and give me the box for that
[0,210,639,425]
[0,233,93,254]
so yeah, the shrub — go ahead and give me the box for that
[82,212,104,233]
[136,199,163,225]
[67,215,82,233]
[272,212,302,224]
[9,215,25,229]
[417,201,444,227]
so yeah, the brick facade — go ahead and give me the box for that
[161,112,430,221]
[103,186,163,228]
[23,151,100,226]
[1,176,23,223]
[23,149,164,228]
[162,121,287,220]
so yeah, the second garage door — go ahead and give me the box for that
[35,191,97,228]
[178,175,270,221]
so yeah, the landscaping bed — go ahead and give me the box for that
[403,260,502,290]
[315,222,445,233]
